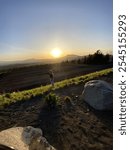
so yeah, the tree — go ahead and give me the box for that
[83,56,87,64]
[77,58,81,64]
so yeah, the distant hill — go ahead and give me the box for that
[0,55,82,65]
[0,54,83,70]
[59,54,83,61]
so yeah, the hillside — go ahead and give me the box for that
[0,68,113,150]
[0,63,112,93]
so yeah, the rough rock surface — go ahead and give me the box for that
[82,80,113,110]
[0,126,56,150]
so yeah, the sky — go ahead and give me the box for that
[0,0,113,61]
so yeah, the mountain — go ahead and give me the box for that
[0,55,82,65]
[0,54,83,70]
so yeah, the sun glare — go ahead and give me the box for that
[51,49,62,58]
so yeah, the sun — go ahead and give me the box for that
[50,48,62,58]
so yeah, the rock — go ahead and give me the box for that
[82,80,113,110]
[0,126,56,150]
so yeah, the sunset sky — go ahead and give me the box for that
[0,0,112,61]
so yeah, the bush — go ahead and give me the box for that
[44,93,59,108]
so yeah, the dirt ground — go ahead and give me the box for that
[0,63,112,93]
[0,73,113,150]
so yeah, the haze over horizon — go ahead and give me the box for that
[0,0,112,61]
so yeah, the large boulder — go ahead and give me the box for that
[0,126,56,150]
[82,80,113,110]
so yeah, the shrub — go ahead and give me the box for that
[44,93,59,108]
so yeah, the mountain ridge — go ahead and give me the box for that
[0,54,84,66]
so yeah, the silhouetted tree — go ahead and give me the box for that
[84,56,87,64]
[69,59,75,64]
[77,58,81,64]
[86,54,93,64]
[93,50,104,64]
[61,50,112,65]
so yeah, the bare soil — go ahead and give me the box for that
[0,73,113,150]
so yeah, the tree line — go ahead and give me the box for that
[62,50,113,65]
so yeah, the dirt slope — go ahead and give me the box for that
[0,74,113,150]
